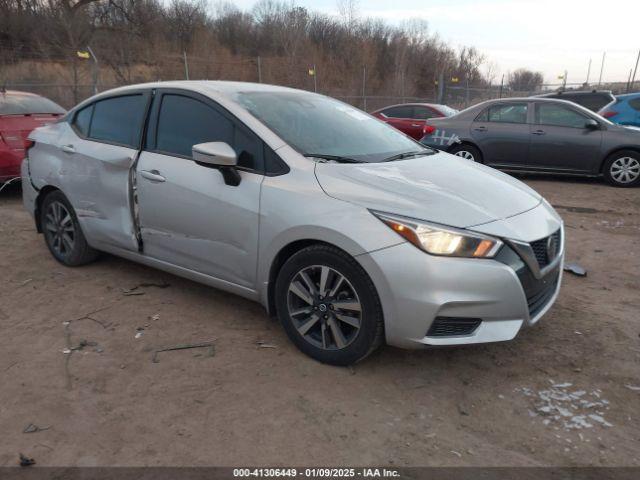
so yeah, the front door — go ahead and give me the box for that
[136,90,263,289]
[528,102,603,173]
[470,102,531,167]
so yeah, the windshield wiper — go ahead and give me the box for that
[382,149,434,162]
[303,153,364,163]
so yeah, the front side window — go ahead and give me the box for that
[486,103,528,124]
[89,94,146,147]
[155,94,261,170]
[236,92,426,163]
[536,104,589,128]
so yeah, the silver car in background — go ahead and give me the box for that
[22,81,564,365]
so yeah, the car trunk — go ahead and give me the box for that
[0,113,61,152]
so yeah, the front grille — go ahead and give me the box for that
[530,230,561,268]
[526,273,559,318]
[426,317,481,337]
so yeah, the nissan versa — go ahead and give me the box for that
[22,81,564,365]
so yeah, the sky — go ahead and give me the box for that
[227,0,640,85]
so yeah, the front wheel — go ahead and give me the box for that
[603,150,640,187]
[275,245,384,366]
[40,190,99,266]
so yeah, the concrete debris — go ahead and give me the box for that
[257,341,277,348]
[23,424,50,434]
[564,263,587,277]
[516,384,612,430]
[624,384,640,392]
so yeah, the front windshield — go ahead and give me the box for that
[235,91,430,162]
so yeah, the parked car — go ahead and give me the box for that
[1,90,65,183]
[598,93,640,127]
[23,81,564,365]
[534,90,616,112]
[532,90,615,112]
[421,97,640,187]
[371,103,458,140]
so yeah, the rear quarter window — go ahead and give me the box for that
[629,97,640,111]
[73,104,93,137]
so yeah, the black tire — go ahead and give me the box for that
[602,150,640,187]
[275,245,384,366]
[449,144,482,163]
[40,190,99,266]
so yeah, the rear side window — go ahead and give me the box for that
[382,105,414,118]
[536,104,589,128]
[478,104,528,124]
[73,104,93,137]
[155,94,262,171]
[629,97,640,111]
[89,94,146,147]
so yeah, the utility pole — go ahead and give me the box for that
[313,64,317,92]
[585,58,592,85]
[562,70,568,90]
[257,56,262,83]
[631,49,640,92]
[627,69,633,93]
[86,45,99,95]
[499,74,504,99]
[183,51,189,80]
[598,52,606,87]
[362,65,367,111]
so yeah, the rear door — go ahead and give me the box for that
[470,102,531,167]
[57,91,150,251]
[528,102,602,172]
[136,90,263,289]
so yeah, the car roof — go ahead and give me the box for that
[616,92,640,99]
[92,80,302,99]
[534,90,613,98]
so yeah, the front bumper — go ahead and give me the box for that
[357,219,563,349]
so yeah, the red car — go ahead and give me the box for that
[371,103,458,140]
[1,90,65,183]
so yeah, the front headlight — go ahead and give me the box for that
[372,211,503,258]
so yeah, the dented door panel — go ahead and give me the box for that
[136,151,262,289]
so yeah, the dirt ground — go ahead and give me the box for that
[0,176,639,467]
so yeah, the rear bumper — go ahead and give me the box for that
[0,150,24,180]
[21,158,37,220]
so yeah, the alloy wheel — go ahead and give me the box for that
[610,157,640,184]
[287,265,362,350]
[44,201,76,257]
[454,150,475,161]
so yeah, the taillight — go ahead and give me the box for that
[25,139,35,154]
[423,124,436,135]
[601,110,618,119]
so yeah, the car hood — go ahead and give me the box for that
[314,152,542,229]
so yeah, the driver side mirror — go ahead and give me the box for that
[585,119,600,130]
[192,142,241,186]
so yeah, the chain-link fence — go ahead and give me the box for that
[1,51,637,112]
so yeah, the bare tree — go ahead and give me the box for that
[508,68,544,92]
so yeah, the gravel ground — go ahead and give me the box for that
[0,177,639,467]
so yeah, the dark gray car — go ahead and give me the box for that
[420,98,640,187]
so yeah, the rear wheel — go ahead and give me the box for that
[41,190,99,266]
[275,245,384,366]
[603,150,640,187]
[449,144,482,163]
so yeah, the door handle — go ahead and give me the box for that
[411,124,422,127]
[140,169,166,182]
[61,144,75,154]
[532,130,546,135]
[473,126,487,132]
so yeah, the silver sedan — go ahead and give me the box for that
[22,81,564,365]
